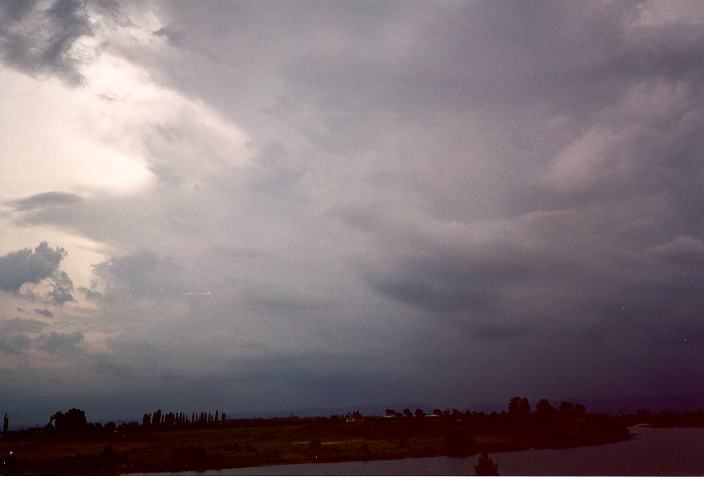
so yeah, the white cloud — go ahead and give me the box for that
[0,46,253,200]
[0,65,154,199]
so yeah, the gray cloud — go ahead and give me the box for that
[0,317,48,335]
[40,331,84,355]
[0,326,84,357]
[78,286,102,301]
[0,0,94,84]
[4,0,704,423]
[213,245,268,260]
[364,243,531,315]
[0,318,75,356]
[0,242,71,297]
[34,308,54,318]
[92,249,193,300]
[9,191,82,211]
[0,334,31,354]
[48,269,75,305]
[649,235,704,268]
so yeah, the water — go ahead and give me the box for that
[170,427,704,475]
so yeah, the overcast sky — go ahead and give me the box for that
[2,0,704,425]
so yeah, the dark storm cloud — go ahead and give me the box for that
[0,0,94,84]
[0,317,48,335]
[40,331,84,355]
[0,242,71,295]
[34,308,54,318]
[84,337,398,414]
[0,320,83,357]
[364,241,535,315]
[9,191,82,211]
[5,0,704,422]
[0,334,31,354]
[92,249,192,300]
[0,319,83,356]
[77,286,102,301]
[49,269,75,305]
[281,1,704,122]
[273,0,704,218]
[78,0,704,399]
[0,242,62,292]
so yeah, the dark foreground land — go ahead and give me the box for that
[0,399,636,475]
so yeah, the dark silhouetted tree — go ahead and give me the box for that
[433,409,442,416]
[559,401,575,417]
[2,413,7,434]
[415,409,425,418]
[536,399,556,419]
[403,408,413,418]
[154,409,162,426]
[50,408,87,434]
[509,397,530,417]
[142,413,150,427]
[385,409,396,417]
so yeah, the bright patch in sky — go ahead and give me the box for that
[0,65,153,199]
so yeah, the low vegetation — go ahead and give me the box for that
[0,398,632,474]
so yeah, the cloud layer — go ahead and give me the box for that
[2,0,704,425]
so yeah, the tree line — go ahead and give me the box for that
[384,397,588,420]
[1,396,631,439]
[141,409,226,427]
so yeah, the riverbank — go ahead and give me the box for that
[1,413,630,475]
[183,427,704,476]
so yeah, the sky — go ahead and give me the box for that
[1,0,704,426]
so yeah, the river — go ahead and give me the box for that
[167,427,704,475]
